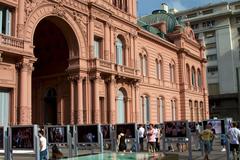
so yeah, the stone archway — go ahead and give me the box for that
[24,4,87,57]
[32,16,79,125]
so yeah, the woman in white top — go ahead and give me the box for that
[39,129,48,160]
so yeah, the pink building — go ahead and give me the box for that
[0,0,208,126]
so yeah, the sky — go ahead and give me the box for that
[137,0,233,17]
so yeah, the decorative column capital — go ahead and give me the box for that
[16,61,34,72]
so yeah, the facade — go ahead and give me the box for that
[0,0,208,126]
[176,1,240,120]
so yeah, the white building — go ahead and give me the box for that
[175,1,240,120]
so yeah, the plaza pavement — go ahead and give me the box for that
[0,139,229,160]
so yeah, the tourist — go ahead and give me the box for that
[154,125,160,152]
[138,124,145,151]
[147,123,156,153]
[117,128,126,152]
[52,144,64,159]
[200,124,214,160]
[227,121,240,159]
[39,129,48,160]
[208,123,215,151]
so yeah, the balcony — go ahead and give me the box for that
[89,59,140,80]
[0,34,33,56]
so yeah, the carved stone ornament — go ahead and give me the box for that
[52,0,66,17]
[72,11,87,39]
[24,0,46,23]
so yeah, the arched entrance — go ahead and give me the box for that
[32,16,79,125]
[116,89,127,123]
[44,88,57,125]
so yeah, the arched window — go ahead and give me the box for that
[139,54,143,75]
[112,0,128,12]
[172,65,176,82]
[123,0,128,12]
[140,96,143,123]
[192,67,196,86]
[117,90,126,123]
[156,59,162,80]
[156,60,159,79]
[112,0,117,6]
[200,102,204,120]
[197,69,202,88]
[194,101,198,122]
[143,55,148,76]
[142,96,150,123]
[169,64,172,82]
[171,99,176,121]
[157,97,164,123]
[170,62,176,83]
[189,100,193,121]
[116,37,124,65]
[186,64,190,86]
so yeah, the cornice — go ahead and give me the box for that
[138,29,179,52]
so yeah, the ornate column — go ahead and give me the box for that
[70,78,75,124]
[85,76,91,123]
[27,63,34,122]
[93,74,101,124]
[135,83,140,122]
[125,44,129,66]
[201,61,209,119]
[89,15,95,58]
[104,22,110,61]
[17,0,25,37]
[131,84,136,122]
[77,76,84,124]
[17,59,32,124]
[109,75,116,124]
[110,26,115,63]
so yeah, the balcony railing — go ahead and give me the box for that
[0,34,24,49]
[90,59,140,79]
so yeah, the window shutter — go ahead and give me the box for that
[6,9,11,35]
[0,9,2,34]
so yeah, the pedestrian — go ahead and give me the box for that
[195,123,201,151]
[138,124,145,152]
[227,121,240,160]
[200,124,214,160]
[208,123,215,151]
[147,123,156,153]
[52,144,64,159]
[117,128,126,152]
[220,134,226,152]
[39,129,48,160]
[154,125,160,151]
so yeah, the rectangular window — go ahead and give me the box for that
[238,28,240,35]
[0,7,12,35]
[208,83,219,95]
[94,37,102,58]
[204,31,215,38]
[0,89,10,127]
[207,66,218,73]
[202,20,215,27]
[235,5,240,10]
[187,13,197,18]
[191,24,199,29]
[202,9,213,15]
[207,54,217,61]
[237,17,240,23]
[206,43,216,49]
[195,33,199,39]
